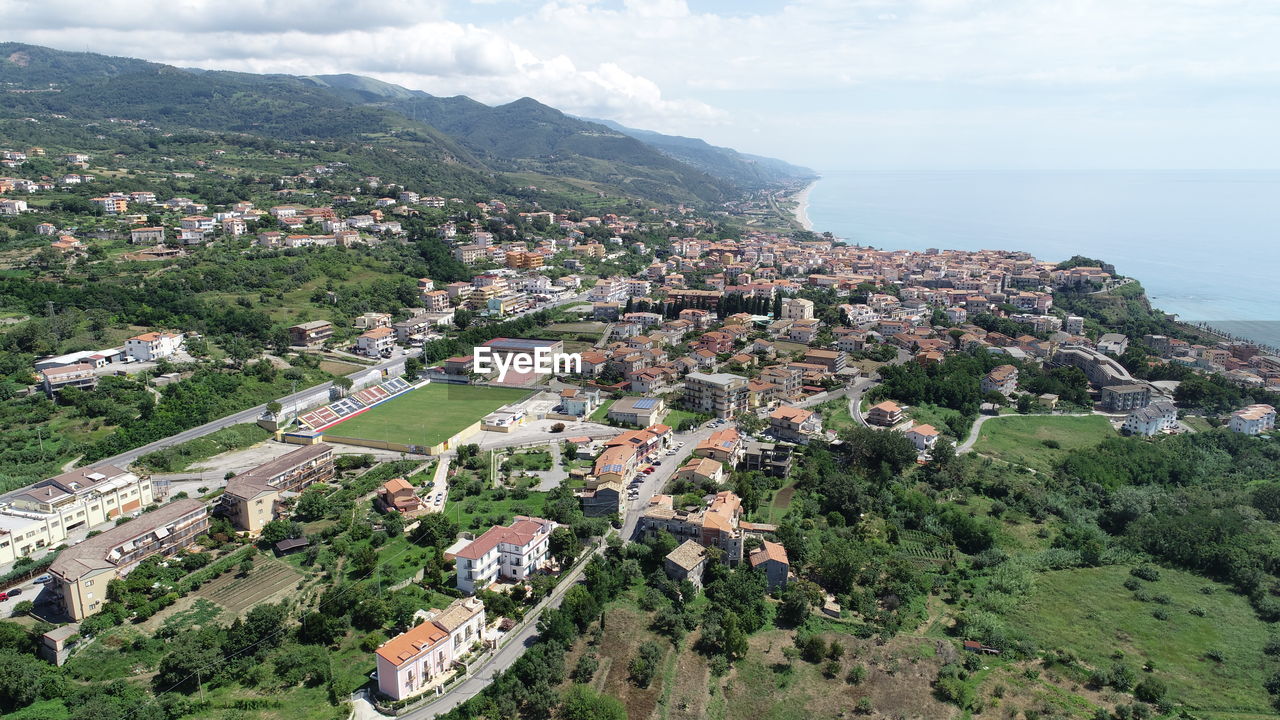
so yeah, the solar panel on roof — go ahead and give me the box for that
[633,398,657,409]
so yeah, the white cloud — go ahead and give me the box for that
[4,0,1280,168]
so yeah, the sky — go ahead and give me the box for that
[3,0,1279,172]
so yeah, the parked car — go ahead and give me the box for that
[34,575,52,584]
[0,592,8,602]
[5,588,20,597]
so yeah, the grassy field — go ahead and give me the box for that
[906,403,966,439]
[589,398,615,423]
[330,383,532,446]
[816,398,855,432]
[1007,565,1274,714]
[973,414,1113,473]
[662,407,704,430]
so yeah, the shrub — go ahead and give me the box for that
[846,664,867,684]
[1131,565,1160,582]
[1134,677,1167,704]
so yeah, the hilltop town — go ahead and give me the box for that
[4,72,1280,720]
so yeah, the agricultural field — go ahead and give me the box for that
[329,383,532,447]
[192,555,304,617]
[1007,565,1274,715]
[972,414,1113,473]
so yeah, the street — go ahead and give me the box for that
[395,541,605,720]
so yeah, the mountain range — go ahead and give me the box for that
[0,43,815,207]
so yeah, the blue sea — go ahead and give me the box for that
[805,169,1280,349]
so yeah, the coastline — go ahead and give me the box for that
[790,180,816,230]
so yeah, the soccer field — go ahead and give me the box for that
[328,384,533,447]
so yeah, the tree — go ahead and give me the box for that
[0,648,67,712]
[156,631,224,693]
[238,555,255,577]
[403,356,423,378]
[413,513,459,548]
[351,545,379,576]
[294,487,330,521]
[721,611,749,661]
[259,519,300,545]
[299,611,347,646]
[549,526,581,565]
[628,641,663,688]
[560,684,626,720]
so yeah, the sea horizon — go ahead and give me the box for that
[800,168,1280,349]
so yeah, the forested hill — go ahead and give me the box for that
[0,42,807,207]
[587,117,817,189]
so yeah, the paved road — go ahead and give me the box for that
[398,541,605,720]
[621,423,718,540]
[95,351,418,469]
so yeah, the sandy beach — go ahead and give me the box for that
[790,181,816,230]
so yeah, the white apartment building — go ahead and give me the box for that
[356,327,396,357]
[124,331,184,362]
[1229,404,1276,435]
[682,372,750,419]
[451,516,555,594]
[0,465,154,564]
[781,297,814,320]
[1122,402,1178,436]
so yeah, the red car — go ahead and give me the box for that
[643,467,655,474]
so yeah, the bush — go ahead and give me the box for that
[846,664,867,684]
[1130,565,1160,582]
[1134,677,1167,704]
[629,641,663,688]
[573,653,599,682]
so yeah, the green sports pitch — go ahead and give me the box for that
[329,384,533,447]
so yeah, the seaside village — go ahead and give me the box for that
[3,146,1279,706]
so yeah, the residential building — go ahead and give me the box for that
[980,364,1018,396]
[130,226,166,244]
[866,401,904,427]
[682,372,749,418]
[695,427,743,464]
[1101,383,1152,411]
[218,444,335,535]
[357,327,396,357]
[40,363,98,397]
[905,424,940,452]
[673,457,726,485]
[1097,333,1129,355]
[124,331,184,362]
[50,499,209,620]
[739,441,793,477]
[354,312,392,330]
[748,540,789,590]
[780,297,814,320]
[374,597,486,701]
[802,349,847,374]
[288,320,334,347]
[768,405,822,444]
[0,465,155,564]
[376,477,426,517]
[1122,402,1178,436]
[638,491,767,565]
[1229,404,1276,435]
[452,516,556,594]
[559,387,601,417]
[664,540,708,591]
[576,480,623,518]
